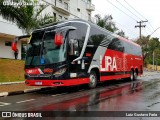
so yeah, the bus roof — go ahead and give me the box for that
[35,19,141,48]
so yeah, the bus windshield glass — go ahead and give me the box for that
[25,31,66,65]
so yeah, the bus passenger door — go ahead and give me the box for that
[67,23,89,79]
[68,39,82,79]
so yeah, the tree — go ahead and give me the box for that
[95,14,118,32]
[154,48,160,66]
[117,30,126,38]
[136,36,150,53]
[148,37,159,53]
[136,36,160,66]
[0,0,56,34]
[95,14,127,38]
[148,37,160,66]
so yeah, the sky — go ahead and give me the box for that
[1,0,160,40]
[92,0,160,40]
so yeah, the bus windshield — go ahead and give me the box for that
[25,31,66,66]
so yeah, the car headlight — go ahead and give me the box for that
[53,68,67,77]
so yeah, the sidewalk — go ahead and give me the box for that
[0,83,48,97]
[0,83,45,93]
[140,70,160,77]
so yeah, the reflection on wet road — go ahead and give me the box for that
[32,81,143,111]
[1,74,160,119]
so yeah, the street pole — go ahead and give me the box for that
[153,51,154,70]
[156,59,157,71]
[135,21,148,39]
[149,26,160,71]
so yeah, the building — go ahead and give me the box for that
[44,0,95,21]
[0,17,23,60]
[0,0,95,60]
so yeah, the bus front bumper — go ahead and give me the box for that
[25,78,89,87]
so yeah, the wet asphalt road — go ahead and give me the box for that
[0,71,160,120]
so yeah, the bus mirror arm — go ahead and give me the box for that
[55,26,77,46]
[72,57,88,62]
[12,35,30,51]
[56,26,77,33]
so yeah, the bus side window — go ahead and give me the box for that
[108,38,124,52]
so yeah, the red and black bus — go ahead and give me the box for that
[12,19,143,88]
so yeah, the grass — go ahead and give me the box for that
[0,59,25,82]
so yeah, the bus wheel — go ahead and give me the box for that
[134,71,138,80]
[130,70,134,81]
[88,71,97,89]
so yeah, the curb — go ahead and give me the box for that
[140,73,160,77]
[0,88,46,97]
[140,74,153,77]
[0,92,8,97]
[0,81,24,85]
[24,88,41,93]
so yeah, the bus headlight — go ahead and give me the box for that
[53,68,67,77]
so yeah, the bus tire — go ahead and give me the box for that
[130,70,134,81]
[88,71,97,89]
[134,71,138,81]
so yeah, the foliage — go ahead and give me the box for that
[95,14,127,38]
[135,36,160,66]
[116,30,126,38]
[0,0,56,34]
[95,14,118,32]
[136,36,150,53]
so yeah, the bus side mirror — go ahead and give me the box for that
[12,35,30,51]
[12,42,17,51]
[54,34,63,46]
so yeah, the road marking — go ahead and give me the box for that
[16,99,35,104]
[51,93,68,96]
[0,102,11,107]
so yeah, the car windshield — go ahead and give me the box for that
[25,30,66,66]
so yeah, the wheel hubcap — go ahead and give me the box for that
[90,74,95,85]
[134,73,137,79]
[131,72,133,80]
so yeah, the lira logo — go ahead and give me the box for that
[100,55,117,71]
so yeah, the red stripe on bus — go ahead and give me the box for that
[100,74,130,81]
[25,78,90,87]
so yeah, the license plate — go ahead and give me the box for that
[35,82,42,85]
